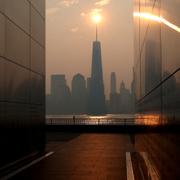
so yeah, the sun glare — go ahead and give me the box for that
[92,14,102,24]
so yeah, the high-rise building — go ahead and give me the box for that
[72,73,87,114]
[133,0,180,122]
[51,74,66,98]
[87,77,91,96]
[110,72,117,94]
[0,0,45,167]
[119,81,132,113]
[109,72,119,113]
[47,74,72,114]
[88,41,106,115]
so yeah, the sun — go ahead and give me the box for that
[92,14,102,24]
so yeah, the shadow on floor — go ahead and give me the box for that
[46,132,81,142]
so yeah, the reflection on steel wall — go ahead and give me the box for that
[0,0,45,167]
[133,0,180,124]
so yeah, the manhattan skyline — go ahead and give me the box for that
[46,71,134,115]
[46,0,134,97]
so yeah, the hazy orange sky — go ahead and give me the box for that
[46,0,134,98]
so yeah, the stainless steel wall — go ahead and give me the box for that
[0,0,45,167]
[133,0,180,124]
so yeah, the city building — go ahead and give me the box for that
[51,74,66,98]
[72,73,87,114]
[119,81,132,113]
[109,72,119,113]
[47,74,72,114]
[88,41,106,115]
[0,0,45,167]
[133,0,180,123]
[110,72,116,94]
[87,77,91,97]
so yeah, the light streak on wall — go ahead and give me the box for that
[134,12,180,33]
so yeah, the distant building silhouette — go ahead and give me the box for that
[72,74,87,114]
[51,75,66,97]
[109,72,119,113]
[88,41,106,115]
[110,72,116,94]
[47,71,136,115]
[119,81,132,113]
[87,77,91,97]
[47,74,72,114]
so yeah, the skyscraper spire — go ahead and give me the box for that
[96,24,98,41]
[92,13,101,41]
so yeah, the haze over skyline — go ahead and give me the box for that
[46,0,134,97]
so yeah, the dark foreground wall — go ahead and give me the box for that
[0,0,45,167]
[133,0,180,123]
[133,2,180,177]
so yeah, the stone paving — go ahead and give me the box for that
[13,133,133,180]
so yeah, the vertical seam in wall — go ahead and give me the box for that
[4,11,7,103]
[159,0,163,124]
[139,0,141,101]
[29,1,31,105]
[44,0,46,113]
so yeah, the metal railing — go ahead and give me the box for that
[46,117,160,126]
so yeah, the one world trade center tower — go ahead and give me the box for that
[88,26,106,115]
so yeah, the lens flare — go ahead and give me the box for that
[134,12,180,33]
[92,14,102,24]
